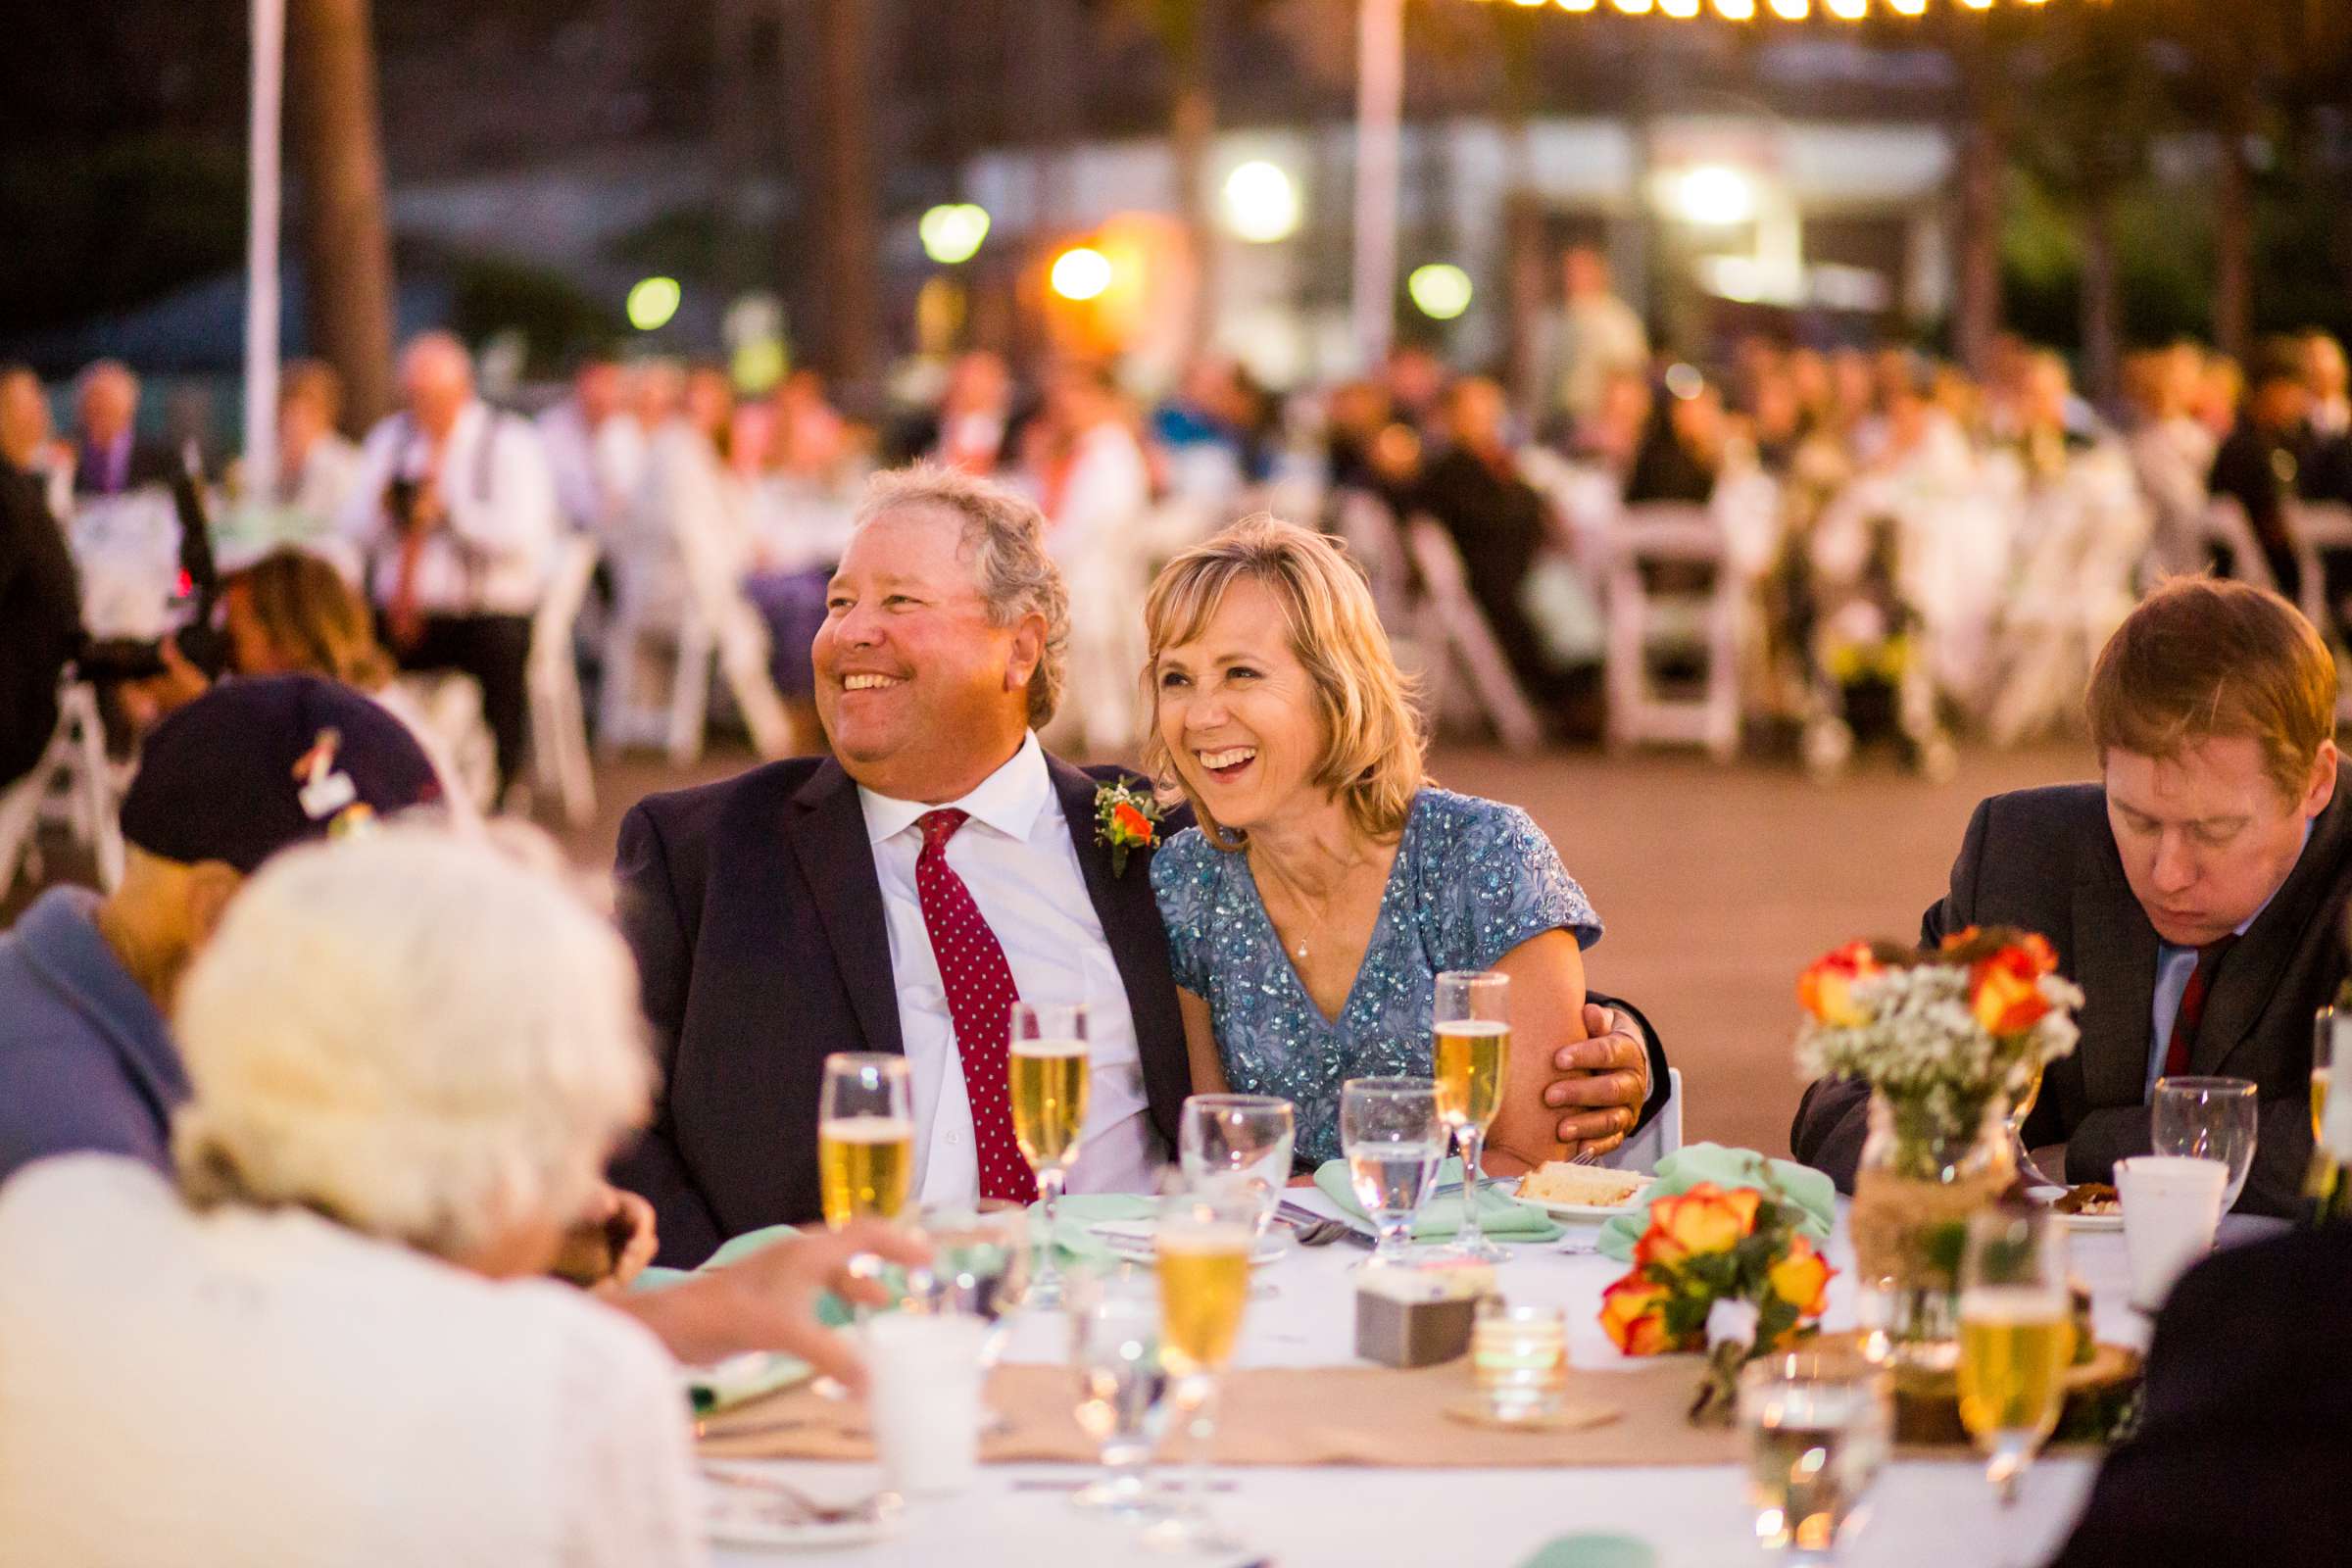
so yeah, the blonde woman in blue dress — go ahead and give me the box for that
[1145,515,1656,1174]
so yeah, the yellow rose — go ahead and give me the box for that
[1767,1235,1834,1320]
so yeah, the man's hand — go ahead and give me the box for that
[1543,1003,1650,1159]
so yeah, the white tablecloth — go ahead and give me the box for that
[710,1195,2274,1567]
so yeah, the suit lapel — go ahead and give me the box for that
[781,759,905,1058]
[2195,762,2352,1075]
[2070,861,2162,1112]
[1047,756,1189,1145]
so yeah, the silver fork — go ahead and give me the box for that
[1275,1200,1360,1247]
[701,1465,893,1526]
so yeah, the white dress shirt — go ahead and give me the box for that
[858,733,1161,1204]
[337,400,558,615]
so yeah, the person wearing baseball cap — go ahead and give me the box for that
[0,674,443,1186]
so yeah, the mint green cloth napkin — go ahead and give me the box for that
[1517,1536,1657,1568]
[1028,1193,1160,1264]
[1595,1143,1838,1263]
[629,1223,821,1412]
[1313,1156,1564,1242]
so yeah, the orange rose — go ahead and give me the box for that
[1635,1183,1763,1269]
[1971,947,2052,1037]
[1112,802,1153,843]
[1599,1273,1675,1355]
[2018,932,2059,975]
[1767,1235,1835,1320]
[1797,942,1879,1027]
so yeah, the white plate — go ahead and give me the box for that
[2056,1209,2124,1233]
[1086,1219,1290,1265]
[1508,1176,1654,1222]
[702,1471,898,1550]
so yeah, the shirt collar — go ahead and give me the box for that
[858,731,1053,847]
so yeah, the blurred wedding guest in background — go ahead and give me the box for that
[338,331,558,804]
[1414,376,1569,715]
[71,359,178,497]
[1542,245,1649,434]
[2046,1220,2352,1565]
[0,833,698,1565]
[2207,337,2317,597]
[270,360,363,540]
[1793,580,2350,1215]
[0,365,83,790]
[612,465,1194,1263]
[2300,328,2352,505]
[895,349,1015,475]
[0,677,443,1186]
[1144,516,1665,1170]
[1625,371,1730,504]
[2124,345,2221,580]
[537,352,629,541]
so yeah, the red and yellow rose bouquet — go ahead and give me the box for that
[1793,926,2082,1163]
[1598,1164,1836,1420]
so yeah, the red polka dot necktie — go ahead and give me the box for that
[913,808,1038,1203]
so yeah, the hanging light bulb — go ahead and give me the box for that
[1715,0,1758,17]
[1826,0,1866,18]
[1768,0,1809,18]
[1612,0,1656,13]
[1661,0,1701,17]
[1888,0,1926,13]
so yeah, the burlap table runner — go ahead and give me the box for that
[697,1360,1749,1468]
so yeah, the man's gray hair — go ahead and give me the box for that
[854,464,1070,728]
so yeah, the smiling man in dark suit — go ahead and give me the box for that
[1794,578,2352,1216]
[612,466,1667,1265]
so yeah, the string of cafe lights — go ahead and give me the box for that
[1466,0,2102,18]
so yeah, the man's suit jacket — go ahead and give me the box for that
[2049,1223,2352,1565]
[1792,768,2352,1216]
[0,466,82,785]
[72,439,182,499]
[611,753,1194,1266]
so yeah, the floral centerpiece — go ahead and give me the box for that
[1598,1166,1835,1423]
[1794,926,2082,1368]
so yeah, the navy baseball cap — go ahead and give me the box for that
[120,674,444,874]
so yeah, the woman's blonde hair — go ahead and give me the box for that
[232,549,393,690]
[1142,514,1426,849]
[172,830,652,1262]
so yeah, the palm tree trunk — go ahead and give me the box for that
[1952,112,2006,379]
[813,0,880,389]
[2080,188,2121,406]
[288,0,395,432]
[2214,102,2255,362]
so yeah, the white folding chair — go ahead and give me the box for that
[0,682,124,896]
[2199,496,2279,594]
[1400,516,1544,753]
[1611,1067,1685,1177]
[528,536,599,826]
[1603,505,1741,761]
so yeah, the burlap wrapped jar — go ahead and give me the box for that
[1848,1091,2014,1374]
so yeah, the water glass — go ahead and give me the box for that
[2151,1075,2258,1211]
[911,1204,1030,1361]
[1340,1076,1446,1266]
[1067,1267,1173,1517]
[1738,1346,1892,1562]
[1956,1207,2071,1507]
[1179,1094,1296,1240]
[1471,1300,1570,1421]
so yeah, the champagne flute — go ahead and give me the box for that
[1146,1180,1257,1554]
[1433,969,1511,1263]
[1178,1094,1296,1242]
[2151,1075,2259,1212]
[1956,1207,2072,1510]
[817,1053,913,1228]
[1068,1265,1174,1517]
[1009,1001,1090,1308]
[1340,1077,1445,1267]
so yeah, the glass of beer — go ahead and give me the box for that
[817,1053,913,1228]
[1340,1077,1445,1267]
[1178,1094,1295,1243]
[1147,1180,1257,1553]
[1009,1001,1091,1307]
[1433,969,1511,1262]
[1956,1206,2073,1508]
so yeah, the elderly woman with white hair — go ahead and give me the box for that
[0,832,912,1565]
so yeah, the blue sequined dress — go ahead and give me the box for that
[1150,788,1602,1166]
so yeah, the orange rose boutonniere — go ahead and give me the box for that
[1093,779,1164,877]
